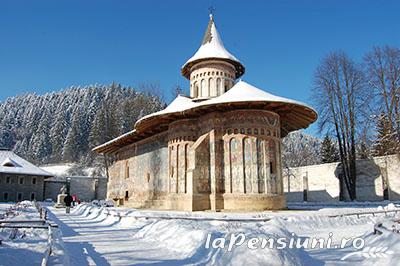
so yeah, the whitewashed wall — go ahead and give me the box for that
[283,154,400,202]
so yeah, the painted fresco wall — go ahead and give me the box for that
[222,110,282,196]
[107,132,168,206]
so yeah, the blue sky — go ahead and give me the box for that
[0,0,399,135]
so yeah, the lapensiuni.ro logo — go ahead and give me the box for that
[204,233,393,261]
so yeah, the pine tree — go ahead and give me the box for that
[320,134,338,163]
[30,109,52,163]
[49,110,69,163]
[62,122,79,162]
[373,113,398,156]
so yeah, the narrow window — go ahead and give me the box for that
[30,192,36,201]
[32,177,37,185]
[208,78,213,96]
[19,177,24,185]
[3,192,8,201]
[17,192,22,202]
[201,79,206,97]
[125,191,129,201]
[216,78,221,95]
[6,176,11,184]
[125,161,129,179]
[194,82,198,98]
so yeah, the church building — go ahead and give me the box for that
[93,15,317,211]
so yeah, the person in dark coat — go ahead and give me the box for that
[64,194,73,214]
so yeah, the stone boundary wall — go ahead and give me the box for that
[44,176,107,202]
[284,154,400,202]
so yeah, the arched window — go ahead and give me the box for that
[193,81,198,98]
[229,138,239,193]
[201,79,206,97]
[216,78,221,95]
[208,78,213,96]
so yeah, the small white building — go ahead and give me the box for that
[0,148,52,202]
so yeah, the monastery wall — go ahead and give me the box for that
[283,154,400,202]
[44,176,107,202]
[107,132,169,208]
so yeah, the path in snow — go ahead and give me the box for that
[46,206,173,266]
[46,204,400,266]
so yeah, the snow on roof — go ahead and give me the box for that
[183,15,239,65]
[203,80,317,112]
[92,129,137,152]
[138,95,196,122]
[40,163,74,177]
[136,80,315,125]
[182,15,243,78]
[2,157,21,167]
[0,150,53,177]
[96,80,317,153]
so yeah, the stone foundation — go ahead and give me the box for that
[223,194,286,211]
[117,193,286,211]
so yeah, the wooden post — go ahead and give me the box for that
[303,172,308,202]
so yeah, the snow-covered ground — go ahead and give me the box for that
[43,202,400,266]
[0,201,67,266]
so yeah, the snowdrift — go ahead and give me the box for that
[71,204,319,265]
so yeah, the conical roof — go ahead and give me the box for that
[205,80,316,109]
[181,15,245,79]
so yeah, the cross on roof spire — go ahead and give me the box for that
[208,6,215,20]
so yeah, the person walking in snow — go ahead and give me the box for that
[64,194,73,214]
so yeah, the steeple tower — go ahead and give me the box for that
[182,14,245,100]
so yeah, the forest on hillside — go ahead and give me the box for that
[0,83,165,168]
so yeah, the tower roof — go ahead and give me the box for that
[181,15,245,79]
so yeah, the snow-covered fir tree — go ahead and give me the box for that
[320,134,339,163]
[372,112,399,156]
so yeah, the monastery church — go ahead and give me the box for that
[94,14,317,211]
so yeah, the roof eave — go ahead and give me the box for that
[181,57,245,80]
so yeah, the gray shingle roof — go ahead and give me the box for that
[0,149,53,177]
